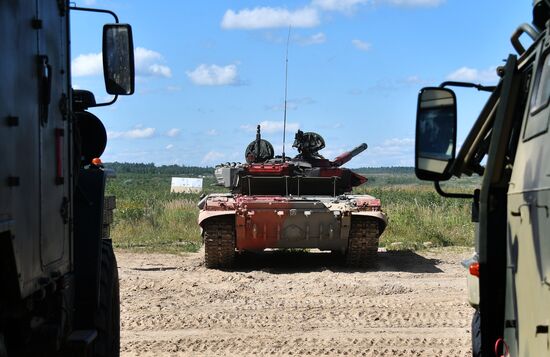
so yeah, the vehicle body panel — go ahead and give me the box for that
[0,0,71,300]
[504,33,550,354]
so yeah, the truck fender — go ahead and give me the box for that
[351,211,388,234]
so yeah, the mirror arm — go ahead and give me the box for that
[439,81,496,93]
[434,181,474,199]
[87,95,118,108]
[69,6,119,23]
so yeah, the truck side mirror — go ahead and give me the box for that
[102,24,135,95]
[415,87,457,181]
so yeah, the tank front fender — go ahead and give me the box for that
[352,211,388,234]
[198,210,236,227]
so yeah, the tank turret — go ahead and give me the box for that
[213,127,369,195]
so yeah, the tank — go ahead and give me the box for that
[198,125,387,269]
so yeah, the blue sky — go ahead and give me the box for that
[70,0,531,167]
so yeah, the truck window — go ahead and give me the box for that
[525,49,550,140]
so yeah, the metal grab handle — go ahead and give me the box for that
[510,203,530,222]
[38,55,52,125]
[511,23,539,55]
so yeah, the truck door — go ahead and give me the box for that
[0,0,43,299]
[37,0,71,272]
[507,39,550,356]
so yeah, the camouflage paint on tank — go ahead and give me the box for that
[200,128,387,269]
[198,193,386,251]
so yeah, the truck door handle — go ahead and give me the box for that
[38,55,52,125]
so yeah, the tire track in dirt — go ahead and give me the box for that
[118,248,474,356]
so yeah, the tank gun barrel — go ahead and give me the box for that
[332,143,368,167]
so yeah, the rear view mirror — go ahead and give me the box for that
[415,87,457,181]
[102,24,135,95]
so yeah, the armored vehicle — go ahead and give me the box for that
[198,126,387,269]
[414,1,550,355]
[0,1,134,356]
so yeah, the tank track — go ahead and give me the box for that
[203,217,235,269]
[345,216,379,268]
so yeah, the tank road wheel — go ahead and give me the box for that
[346,217,379,268]
[94,239,120,357]
[203,217,236,269]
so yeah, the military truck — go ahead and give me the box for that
[0,1,134,356]
[414,1,549,355]
[198,126,387,269]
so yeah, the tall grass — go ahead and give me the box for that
[106,171,477,253]
[354,185,474,250]
[105,173,216,253]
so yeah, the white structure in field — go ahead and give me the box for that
[170,177,203,193]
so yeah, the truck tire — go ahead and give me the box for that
[472,309,481,357]
[346,217,379,268]
[94,239,120,357]
[203,217,235,269]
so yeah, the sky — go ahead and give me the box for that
[70,0,532,168]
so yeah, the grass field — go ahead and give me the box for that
[105,164,479,253]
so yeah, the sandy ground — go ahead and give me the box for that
[117,248,474,357]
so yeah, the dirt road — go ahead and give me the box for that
[118,248,474,356]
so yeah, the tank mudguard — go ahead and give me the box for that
[198,210,236,227]
[352,211,388,234]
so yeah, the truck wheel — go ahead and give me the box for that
[472,309,481,357]
[203,217,235,269]
[346,217,379,268]
[94,239,120,357]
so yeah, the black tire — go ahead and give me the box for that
[94,239,120,357]
[472,309,481,357]
[203,217,235,269]
[345,217,379,268]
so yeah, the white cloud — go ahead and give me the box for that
[202,151,226,164]
[295,32,326,46]
[108,126,156,139]
[221,7,320,29]
[382,0,445,7]
[446,66,499,83]
[166,85,182,92]
[366,137,415,166]
[166,128,181,137]
[72,47,172,78]
[266,97,316,111]
[206,129,219,136]
[134,47,172,78]
[383,138,415,146]
[165,144,174,150]
[240,120,300,134]
[72,53,103,77]
[186,64,238,86]
[312,0,369,13]
[352,39,371,51]
[404,75,426,85]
